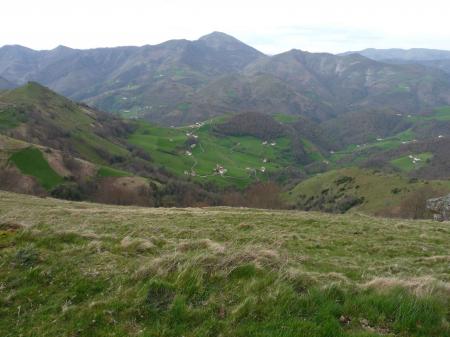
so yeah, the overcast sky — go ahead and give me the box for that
[2,0,450,54]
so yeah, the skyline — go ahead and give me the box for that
[2,0,450,54]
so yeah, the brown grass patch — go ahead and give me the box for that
[177,239,225,254]
[363,276,450,297]
[120,236,155,252]
[222,247,282,269]
[421,255,450,263]
[237,223,254,230]
[0,221,24,231]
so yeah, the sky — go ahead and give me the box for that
[2,0,450,54]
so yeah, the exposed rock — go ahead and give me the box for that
[426,194,450,221]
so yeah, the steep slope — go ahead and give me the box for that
[0,82,132,164]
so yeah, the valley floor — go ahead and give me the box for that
[0,191,449,336]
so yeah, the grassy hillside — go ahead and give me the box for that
[0,82,130,165]
[1,84,327,191]
[390,152,433,172]
[129,120,302,188]
[286,167,450,215]
[0,191,448,336]
[9,147,64,190]
[324,106,450,179]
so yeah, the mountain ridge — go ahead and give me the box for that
[3,33,450,126]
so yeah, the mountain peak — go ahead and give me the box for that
[199,31,239,42]
[53,45,73,51]
[198,31,263,55]
[7,82,71,105]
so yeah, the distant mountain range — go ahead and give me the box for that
[3,33,450,125]
[342,48,450,61]
[343,48,450,74]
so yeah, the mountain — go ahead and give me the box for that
[342,48,450,62]
[0,32,264,124]
[190,49,450,126]
[343,48,450,74]
[243,50,450,116]
[2,34,450,126]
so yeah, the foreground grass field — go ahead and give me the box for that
[0,191,449,336]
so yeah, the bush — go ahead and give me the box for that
[397,186,444,219]
[14,246,39,267]
[378,186,448,219]
[335,176,354,185]
[391,187,402,194]
[50,183,83,201]
[336,196,365,213]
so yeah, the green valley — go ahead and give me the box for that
[128,120,298,188]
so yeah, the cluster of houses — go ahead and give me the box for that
[246,166,266,174]
[189,122,204,129]
[181,122,275,179]
[408,155,422,164]
[394,113,412,118]
[262,141,277,146]
[184,170,196,177]
[213,164,227,176]
[185,132,198,139]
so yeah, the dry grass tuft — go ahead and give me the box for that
[363,276,450,297]
[86,240,103,253]
[120,236,155,252]
[421,255,450,263]
[0,221,24,231]
[222,247,282,269]
[237,223,254,230]
[177,239,226,254]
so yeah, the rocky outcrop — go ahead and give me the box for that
[426,194,450,221]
